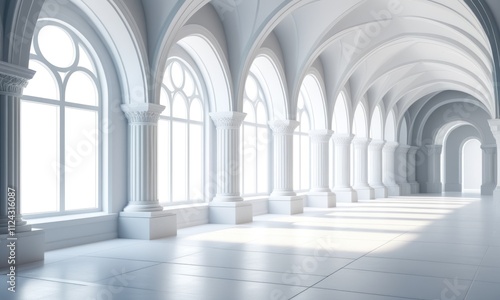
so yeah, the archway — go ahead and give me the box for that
[462,139,482,193]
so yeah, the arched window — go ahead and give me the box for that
[462,139,482,193]
[333,92,350,134]
[21,21,102,215]
[370,106,383,140]
[241,74,269,196]
[158,58,205,204]
[294,91,311,192]
[385,110,397,142]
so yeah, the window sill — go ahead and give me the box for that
[28,212,118,229]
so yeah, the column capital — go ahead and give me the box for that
[369,139,386,150]
[0,62,35,96]
[481,144,496,154]
[210,111,246,129]
[396,145,411,154]
[383,141,399,152]
[268,120,299,135]
[352,137,371,147]
[425,144,443,154]
[121,103,165,124]
[332,134,354,145]
[309,130,334,142]
[409,146,420,154]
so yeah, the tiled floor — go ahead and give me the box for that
[2,194,500,299]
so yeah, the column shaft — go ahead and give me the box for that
[0,63,34,234]
[353,138,374,199]
[408,146,420,194]
[424,145,442,193]
[369,140,387,198]
[481,144,496,195]
[122,104,165,212]
[268,120,303,214]
[209,112,252,224]
[332,134,357,202]
[307,130,335,208]
[383,142,400,196]
[395,145,411,195]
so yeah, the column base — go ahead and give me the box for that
[422,182,442,194]
[398,183,412,196]
[371,185,388,199]
[481,184,495,195]
[386,184,401,196]
[119,211,177,240]
[209,201,253,224]
[493,188,500,199]
[445,183,462,192]
[333,188,358,203]
[353,187,375,200]
[410,182,420,194]
[268,196,304,215]
[306,192,336,208]
[0,229,44,269]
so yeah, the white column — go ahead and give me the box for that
[352,138,375,200]
[209,112,252,224]
[119,103,176,239]
[489,120,500,198]
[481,144,496,195]
[268,120,303,214]
[383,142,401,196]
[307,130,335,207]
[395,145,412,195]
[0,62,44,268]
[423,145,442,194]
[408,146,420,194]
[368,140,388,198]
[332,134,357,202]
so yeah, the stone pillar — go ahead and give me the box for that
[383,142,401,196]
[368,140,388,198]
[119,103,176,239]
[481,144,496,195]
[395,145,412,195]
[307,130,335,207]
[0,62,44,268]
[268,120,303,214]
[332,134,357,202]
[209,112,252,224]
[352,138,374,200]
[407,146,420,194]
[423,144,443,194]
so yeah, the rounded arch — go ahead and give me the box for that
[300,71,328,129]
[385,110,397,142]
[333,90,350,134]
[249,52,288,120]
[353,102,368,138]
[172,25,233,113]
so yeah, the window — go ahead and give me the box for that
[241,74,269,196]
[294,91,311,192]
[21,21,102,216]
[158,58,205,204]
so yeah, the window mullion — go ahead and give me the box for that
[60,105,65,213]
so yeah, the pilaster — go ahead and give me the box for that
[482,140,497,196]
